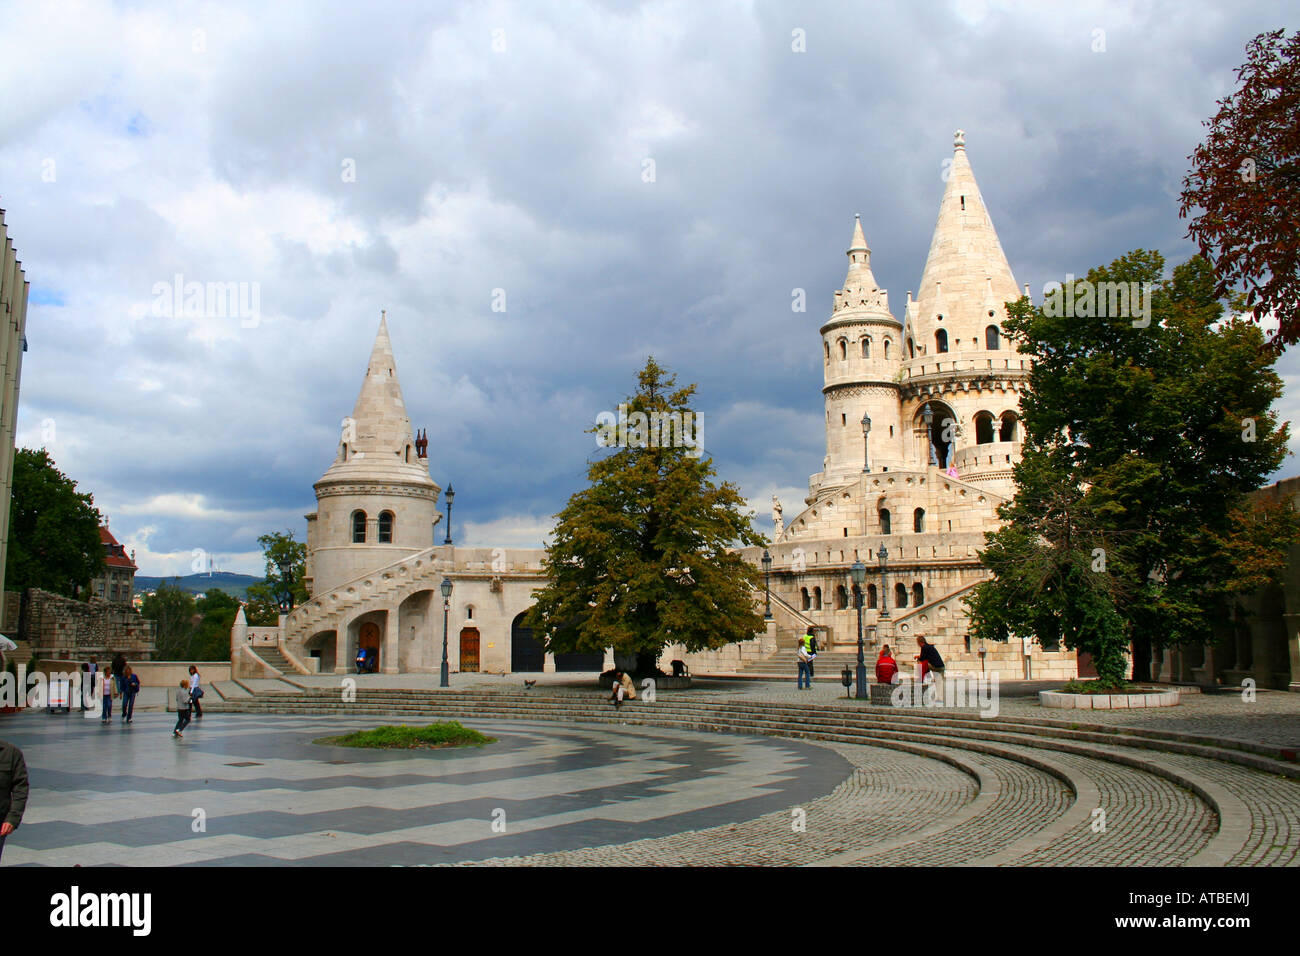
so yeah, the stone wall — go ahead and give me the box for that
[18,587,157,663]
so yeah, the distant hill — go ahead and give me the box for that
[135,572,265,600]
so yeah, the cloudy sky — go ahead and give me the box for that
[1,0,1297,577]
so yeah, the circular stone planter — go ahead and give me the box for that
[1039,689,1179,710]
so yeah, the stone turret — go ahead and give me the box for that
[810,215,904,498]
[900,131,1030,494]
[304,313,442,595]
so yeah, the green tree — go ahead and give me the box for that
[5,448,103,596]
[142,580,198,660]
[191,588,241,661]
[527,357,766,677]
[966,252,1295,685]
[243,531,308,626]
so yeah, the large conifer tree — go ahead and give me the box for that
[527,358,766,676]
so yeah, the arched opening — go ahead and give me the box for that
[800,587,810,611]
[511,610,545,672]
[851,584,862,609]
[860,337,870,358]
[913,508,925,533]
[935,329,948,353]
[835,585,848,610]
[879,508,891,535]
[352,510,367,543]
[867,584,878,609]
[884,339,891,360]
[459,627,480,672]
[986,325,1000,350]
[975,411,996,445]
[919,402,957,468]
[813,587,823,611]
[895,583,908,609]
[357,620,381,672]
[838,338,847,360]
[999,412,1019,442]
[912,582,925,606]
[824,342,830,363]
[378,510,394,543]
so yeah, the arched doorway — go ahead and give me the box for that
[918,401,957,469]
[511,611,545,672]
[459,627,480,672]
[358,621,381,670]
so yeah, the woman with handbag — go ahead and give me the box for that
[188,665,204,721]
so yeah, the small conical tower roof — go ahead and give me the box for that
[833,214,896,323]
[910,131,1019,350]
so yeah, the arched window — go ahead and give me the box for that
[884,339,891,360]
[975,411,995,445]
[913,508,925,533]
[879,509,891,535]
[867,584,878,609]
[378,510,394,543]
[895,583,908,608]
[861,337,870,358]
[836,585,848,610]
[907,338,916,359]
[838,338,847,360]
[851,585,862,609]
[913,582,924,606]
[813,587,823,611]
[352,510,367,543]
[999,412,1018,442]
[986,325,1000,350]
[935,329,948,353]
[824,342,830,362]
[800,587,810,611]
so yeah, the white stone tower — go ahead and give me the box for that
[901,131,1030,494]
[809,215,905,499]
[304,314,442,595]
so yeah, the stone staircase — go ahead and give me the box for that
[251,645,295,674]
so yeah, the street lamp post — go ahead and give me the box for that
[876,542,890,619]
[439,576,453,688]
[762,550,773,620]
[861,412,871,473]
[851,559,867,699]
[443,484,455,545]
[276,554,295,613]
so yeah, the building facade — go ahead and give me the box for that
[235,132,1076,681]
[0,209,30,633]
[90,525,138,604]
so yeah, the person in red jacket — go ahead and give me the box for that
[875,645,899,684]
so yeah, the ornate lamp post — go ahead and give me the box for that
[861,412,871,473]
[876,542,890,619]
[276,553,295,613]
[762,549,773,619]
[851,559,867,699]
[923,403,938,467]
[443,484,455,545]
[439,576,453,688]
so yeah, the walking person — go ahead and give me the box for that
[915,635,945,705]
[188,665,204,721]
[796,639,812,690]
[100,663,116,724]
[173,680,192,739]
[121,665,140,724]
[0,738,28,864]
[111,653,127,696]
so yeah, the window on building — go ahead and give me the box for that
[352,510,367,543]
[800,588,810,611]
[913,582,924,606]
[935,329,948,353]
[884,340,891,359]
[895,582,908,608]
[986,325,1000,350]
[836,585,848,610]
[378,511,394,543]
[907,338,915,359]
[975,412,995,445]
[839,338,847,360]
[999,412,1018,442]
[861,337,870,358]
[914,508,925,533]
[867,583,878,609]
[813,587,823,611]
[880,509,891,534]
[851,584,862,609]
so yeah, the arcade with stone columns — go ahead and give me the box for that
[232,132,1080,682]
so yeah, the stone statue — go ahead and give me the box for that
[772,495,784,536]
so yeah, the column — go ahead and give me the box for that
[1284,613,1300,693]
[334,626,349,675]
[383,609,400,674]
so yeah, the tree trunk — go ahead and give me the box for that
[1130,634,1152,682]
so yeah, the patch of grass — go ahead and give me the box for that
[315,721,496,750]
[1058,679,1149,695]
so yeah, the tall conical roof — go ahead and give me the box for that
[910,131,1019,349]
[316,312,435,488]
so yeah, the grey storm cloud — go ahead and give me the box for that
[0,0,1296,575]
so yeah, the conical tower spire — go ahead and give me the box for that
[910,131,1019,353]
[835,214,891,318]
[348,310,417,458]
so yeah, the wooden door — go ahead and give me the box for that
[459,627,480,672]
[359,621,381,669]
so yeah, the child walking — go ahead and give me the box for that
[173,680,192,739]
